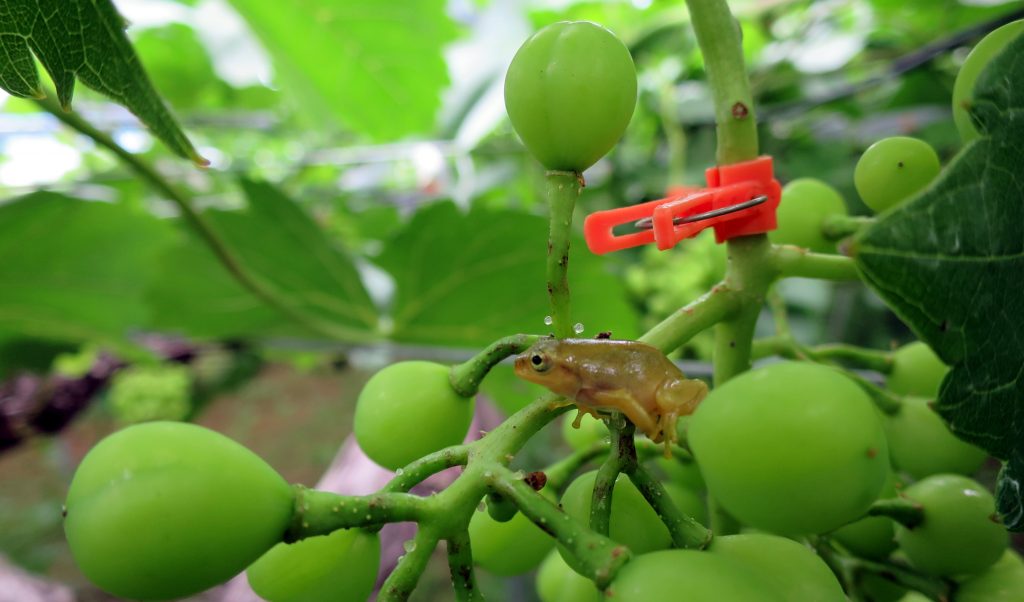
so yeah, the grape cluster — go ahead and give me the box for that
[106,363,194,424]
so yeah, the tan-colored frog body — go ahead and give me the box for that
[514,337,707,452]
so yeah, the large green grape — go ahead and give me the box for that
[710,533,845,602]
[830,471,898,560]
[246,529,380,602]
[64,422,294,601]
[854,137,940,213]
[956,550,1024,602]
[535,550,601,602]
[884,396,986,479]
[953,20,1024,142]
[469,497,554,575]
[895,474,1007,577]
[887,342,947,396]
[608,549,784,602]
[559,470,671,558]
[689,361,888,535]
[354,361,474,470]
[770,178,847,253]
[504,21,637,172]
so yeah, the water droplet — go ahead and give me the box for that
[543,315,553,326]
[483,471,493,479]
[397,554,405,562]
[573,323,584,334]
[395,468,404,476]
[404,540,417,553]
[512,470,525,480]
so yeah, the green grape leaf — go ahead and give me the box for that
[148,180,380,341]
[226,0,458,140]
[0,0,205,163]
[853,37,1024,530]
[376,201,638,348]
[0,192,173,345]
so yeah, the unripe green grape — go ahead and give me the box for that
[559,470,671,561]
[354,361,474,471]
[854,137,940,213]
[710,533,846,602]
[830,471,898,560]
[608,549,784,602]
[884,396,986,479]
[770,178,847,252]
[504,21,637,172]
[689,361,888,536]
[887,342,947,397]
[953,20,1024,142]
[64,422,293,601]
[956,550,1024,602]
[561,412,608,450]
[468,495,554,575]
[858,572,907,602]
[895,474,1007,577]
[535,550,601,602]
[662,482,707,526]
[246,529,380,602]
[654,453,705,492]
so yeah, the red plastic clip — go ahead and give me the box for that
[584,156,782,254]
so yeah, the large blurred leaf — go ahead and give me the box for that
[0,0,204,163]
[149,180,379,341]
[0,193,173,345]
[853,37,1024,530]
[376,201,638,347]
[227,0,458,140]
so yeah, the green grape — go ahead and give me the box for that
[887,342,948,397]
[689,361,888,535]
[64,422,294,601]
[953,20,1024,142]
[608,549,784,602]
[654,453,705,492]
[956,550,1024,602]
[468,495,554,575]
[854,137,941,213]
[895,474,1007,577]
[504,21,637,172]
[857,572,907,602]
[354,361,474,471]
[770,178,847,252]
[662,482,707,526]
[107,363,193,423]
[559,470,671,562]
[710,533,845,602]
[246,529,380,602]
[897,594,931,602]
[830,471,898,560]
[884,396,986,479]
[561,412,608,451]
[535,550,601,602]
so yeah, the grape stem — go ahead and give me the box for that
[772,245,862,281]
[449,334,539,397]
[544,170,583,339]
[822,215,875,241]
[379,527,440,602]
[284,487,424,541]
[446,530,484,602]
[868,498,925,529]
[382,445,470,494]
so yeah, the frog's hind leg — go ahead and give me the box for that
[571,405,602,429]
[586,388,660,440]
[654,379,709,456]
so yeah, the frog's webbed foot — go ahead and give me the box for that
[571,405,602,429]
[586,388,660,440]
[655,378,709,457]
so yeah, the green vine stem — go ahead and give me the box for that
[629,465,712,548]
[446,530,484,602]
[713,234,776,385]
[544,442,609,491]
[850,559,952,602]
[485,465,630,588]
[822,215,875,241]
[868,497,925,529]
[590,417,632,536]
[544,170,583,338]
[285,487,423,541]
[683,0,758,165]
[379,527,439,602]
[772,245,862,281]
[449,334,539,396]
[33,94,375,342]
[382,446,470,494]
[639,282,742,354]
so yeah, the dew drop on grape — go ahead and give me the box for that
[543,315,554,326]
[573,323,584,334]
[404,540,417,553]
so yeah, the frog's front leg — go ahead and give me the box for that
[654,378,709,456]
[571,405,603,429]
[584,388,660,440]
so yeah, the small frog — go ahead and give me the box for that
[514,337,707,454]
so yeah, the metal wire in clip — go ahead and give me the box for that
[633,195,769,231]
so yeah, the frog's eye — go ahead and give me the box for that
[530,353,552,373]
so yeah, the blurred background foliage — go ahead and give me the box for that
[0,0,1021,598]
